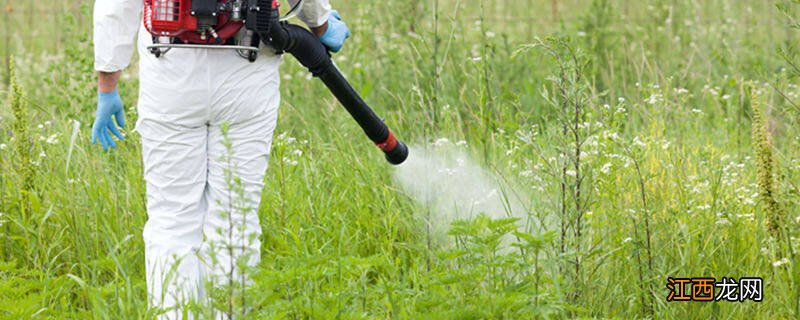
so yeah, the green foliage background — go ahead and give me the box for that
[1,0,799,318]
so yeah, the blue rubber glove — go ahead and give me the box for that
[319,10,350,53]
[91,90,126,151]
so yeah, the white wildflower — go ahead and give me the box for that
[646,93,662,105]
[519,170,534,178]
[674,88,689,94]
[623,237,633,243]
[282,157,298,166]
[604,130,620,140]
[595,121,604,128]
[433,138,450,146]
[601,162,612,174]
[0,144,6,150]
[715,219,731,225]
[633,136,646,148]
[46,134,59,145]
[772,258,790,267]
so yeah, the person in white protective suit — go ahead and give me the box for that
[92,0,349,318]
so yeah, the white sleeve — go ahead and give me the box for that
[289,0,331,28]
[94,0,144,72]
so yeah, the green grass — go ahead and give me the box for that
[1,0,799,318]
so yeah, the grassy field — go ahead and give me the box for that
[2,0,800,318]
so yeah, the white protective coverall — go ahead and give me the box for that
[94,0,330,318]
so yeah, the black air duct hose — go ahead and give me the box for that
[258,20,409,165]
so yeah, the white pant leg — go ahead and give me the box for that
[139,119,208,318]
[137,27,214,319]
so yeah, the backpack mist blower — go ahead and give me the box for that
[143,0,409,165]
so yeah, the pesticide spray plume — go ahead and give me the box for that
[394,140,529,238]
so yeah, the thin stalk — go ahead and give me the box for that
[479,0,493,163]
[3,0,10,86]
[631,155,654,317]
[426,205,431,272]
[630,216,648,318]
[572,52,583,298]
[431,0,440,127]
[632,157,653,272]
[227,166,235,319]
[239,187,248,315]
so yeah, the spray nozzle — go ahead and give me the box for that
[376,130,409,165]
[384,140,409,165]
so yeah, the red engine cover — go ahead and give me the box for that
[144,0,244,44]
